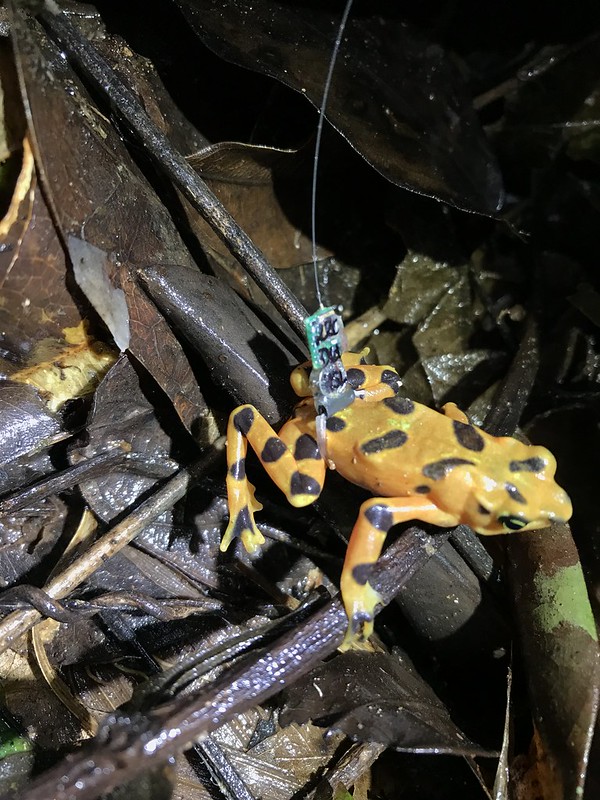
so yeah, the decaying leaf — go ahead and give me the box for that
[10,8,207,432]
[282,651,496,756]
[179,0,503,214]
[70,355,178,525]
[0,139,86,356]
[188,142,320,270]
[0,380,61,468]
[140,264,299,422]
[0,3,599,799]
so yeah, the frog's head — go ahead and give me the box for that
[467,443,572,535]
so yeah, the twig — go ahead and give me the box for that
[4,526,450,800]
[0,442,224,656]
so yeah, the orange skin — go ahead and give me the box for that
[222,352,572,645]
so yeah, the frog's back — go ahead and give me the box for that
[325,395,466,496]
[323,391,571,537]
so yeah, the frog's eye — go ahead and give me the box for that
[499,514,528,531]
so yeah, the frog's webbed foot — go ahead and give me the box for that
[222,517,265,553]
[339,581,383,651]
[339,497,459,648]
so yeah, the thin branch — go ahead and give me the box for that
[4,526,451,800]
[0,442,224,656]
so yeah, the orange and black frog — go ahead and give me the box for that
[221,351,572,645]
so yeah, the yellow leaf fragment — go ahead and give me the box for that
[11,321,116,411]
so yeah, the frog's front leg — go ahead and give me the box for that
[340,497,459,647]
[222,405,326,553]
[344,361,403,402]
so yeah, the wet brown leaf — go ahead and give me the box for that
[10,9,207,432]
[501,35,600,178]
[0,38,26,163]
[140,264,298,422]
[0,380,60,469]
[188,142,320,270]
[0,140,84,360]
[207,710,342,800]
[282,651,495,756]
[179,0,503,214]
[383,252,503,406]
[70,356,178,524]
[0,634,82,751]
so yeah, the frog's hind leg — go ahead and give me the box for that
[340,497,459,647]
[222,405,325,554]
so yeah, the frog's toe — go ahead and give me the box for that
[339,581,383,649]
[247,483,263,515]
[339,611,375,651]
[221,506,265,553]
[240,525,265,553]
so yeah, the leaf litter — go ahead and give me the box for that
[0,2,598,799]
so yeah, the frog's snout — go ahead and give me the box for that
[547,488,573,524]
